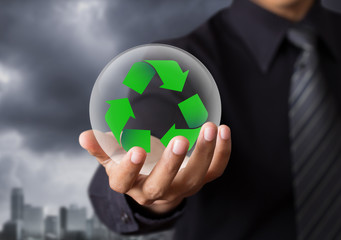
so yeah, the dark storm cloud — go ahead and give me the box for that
[0,1,106,153]
[0,0,229,154]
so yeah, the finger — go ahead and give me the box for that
[169,122,217,197]
[204,125,231,183]
[79,130,110,164]
[142,136,189,201]
[108,147,147,194]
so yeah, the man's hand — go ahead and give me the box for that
[79,122,231,215]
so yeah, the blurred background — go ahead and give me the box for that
[0,0,340,240]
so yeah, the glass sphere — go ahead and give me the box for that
[90,44,221,175]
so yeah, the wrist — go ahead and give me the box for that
[146,198,184,215]
[126,195,185,219]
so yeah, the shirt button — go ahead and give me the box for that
[121,212,130,223]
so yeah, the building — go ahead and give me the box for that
[59,207,67,239]
[86,215,112,240]
[1,221,22,240]
[45,215,59,240]
[62,205,87,240]
[23,204,44,240]
[86,219,93,240]
[11,188,24,221]
[66,204,86,232]
[85,215,124,240]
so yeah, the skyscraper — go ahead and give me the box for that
[61,205,87,240]
[66,204,86,232]
[23,204,44,240]
[1,221,22,240]
[11,188,24,221]
[86,215,110,240]
[45,215,59,240]
[59,207,67,239]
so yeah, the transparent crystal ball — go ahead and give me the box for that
[90,44,221,175]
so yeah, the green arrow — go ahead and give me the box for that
[121,129,151,152]
[145,60,188,92]
[122,62,156,94]
[178,94,208,128]
[160,124,201,151]
[105,98,135,144]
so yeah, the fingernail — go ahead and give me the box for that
[172,139,187,155]
[204,127,215,141]
[220,127,229,140]
[131,151,143,164]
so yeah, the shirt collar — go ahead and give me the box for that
[224,0,341,73]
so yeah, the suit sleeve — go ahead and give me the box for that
[88,165,186,234]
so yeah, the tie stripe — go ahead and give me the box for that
[290,89,328,140]
[288,28,341,240]
[295,124,341,190]
[292,96,337,168]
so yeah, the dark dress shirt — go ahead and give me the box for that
[88,0,341,239]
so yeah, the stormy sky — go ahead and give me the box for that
[0,0,340,232]
[0,0,230,229]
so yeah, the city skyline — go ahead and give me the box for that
[1,187,174,240]
[0,186,94,233]
[1,187,109,240]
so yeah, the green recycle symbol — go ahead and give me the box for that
[105,60,208,153]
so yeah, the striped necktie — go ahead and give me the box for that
[288,27,341,240]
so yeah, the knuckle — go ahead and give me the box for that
[209,169,224,179]
[109,179,128,194]
[166,194,179,203]
[185,179,200,191]
[216,147,228,156]
[197,141,215,157]
[207,147,215,158]
[143,184,164,200]
[185,188,200,197]
[163,161,179,176]
[135,197,153,206]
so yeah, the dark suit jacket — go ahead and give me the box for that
[89,0,341,239]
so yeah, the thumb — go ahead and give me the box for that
[79,130,112,164]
